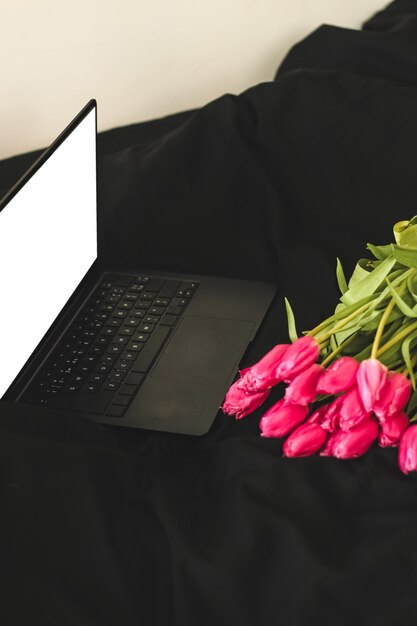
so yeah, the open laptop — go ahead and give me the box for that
[0,99,276,435]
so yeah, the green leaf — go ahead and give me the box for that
[369,268,413,310]
[346,258,376,291]
[352,318,403,362]
[407,389,417,417]
[366,243,394,261]
[394,217,417,250]
[336,258,348,294]
[385,276,417,318]
[284,297,298,342]
[407,272,417,302]
[341,254,396,306]
[391,244,417,269]
[401,330,417,390]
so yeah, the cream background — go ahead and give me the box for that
[1,0,387,160]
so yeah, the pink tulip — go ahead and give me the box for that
[328,418,379,459]
[378,411,409,448]
[275,336,320,382]
[339,386,372,432]
[356,358,388,413]
[320,430,340,456]
[316,357,359,395]
[222,379,270,419]
[282,421,328,457]
[321,395,345,432]
[398,425,417,474]
[284,364,324,405]
[307,405,329,424]
[259,399,309,438]
[236,344,289,393]
[373,372,411,422]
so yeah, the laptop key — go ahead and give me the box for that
[119,384,137,396]
[166,305,182,316]
[106,405,126,417]
[103,380,120,391]
[114,358,133,371]
[125,372,144,386]
[112,394,132,407]
[154,298,170,307]
[126,341,144,352]
[138,323,154,333]
[141,292,156,301]
[159,314,178,327]
[136,276,150,284]
[131,326,170,372]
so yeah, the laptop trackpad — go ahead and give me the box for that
[150,315,255,383]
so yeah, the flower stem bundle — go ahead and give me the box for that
[222,217,417,474]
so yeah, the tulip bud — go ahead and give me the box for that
[378,411,409,447]
[259,399,309,438]
[398,425,417,474]
[329,418,379,459]
[283,422,328,457]
[356,358,388,412]
[222,380,270,419]
[321,395,344,432]
[316,357,359,395]
[236,344,289,392]
[339,386,372,432]
[275,336,320,383]
[319,430,340,456]
[284,364,324,405]
[373,372,411,422]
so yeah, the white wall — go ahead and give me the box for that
[1,0,386,160]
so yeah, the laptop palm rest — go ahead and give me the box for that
[125,315,255,435]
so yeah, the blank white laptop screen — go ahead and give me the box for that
[0,107,97,399]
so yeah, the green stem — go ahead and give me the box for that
[371,296,397,359]
[377,319,417,357]
[313,302,370,342]
[320,333,357,367]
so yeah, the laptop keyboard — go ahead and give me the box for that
[21,273,198,417]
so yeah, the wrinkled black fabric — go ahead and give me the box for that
[2,2,417,624]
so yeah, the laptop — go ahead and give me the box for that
[0,99,276,435]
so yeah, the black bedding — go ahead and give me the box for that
[3,1,417,624]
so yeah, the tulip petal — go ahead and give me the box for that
[379,411,409,447]
[331,419,379,459]
[316,357,359,395]
[398,425,417,474]
[259,399,309,438]
[356,359,388,412]
[284,364,324,406]
[283,422,328,457]
[276,336,320,382]
[321,396,344,432]
[339,386,372,432]
[222,380,270,419]
[236,344,289,392]
[373,372,411,422]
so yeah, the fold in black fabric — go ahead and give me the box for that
[3,2,417,624]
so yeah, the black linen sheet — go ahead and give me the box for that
[2,1,417,624]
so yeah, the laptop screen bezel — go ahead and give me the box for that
[0,99,97,212]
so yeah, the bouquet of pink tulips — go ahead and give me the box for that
[222,217,417,474]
